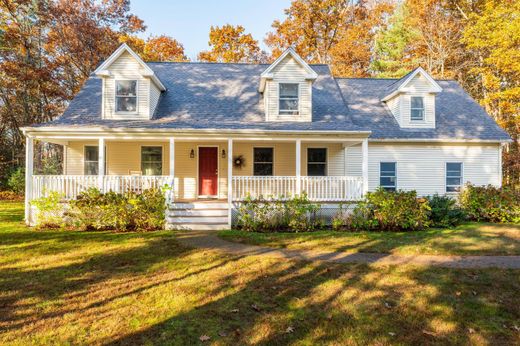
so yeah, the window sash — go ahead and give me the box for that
[380,162,396,191]
[279,83,299,115]
[253,148,273,176]
[141,146,162,176]
[115,80,137,113]
[307,148,327,176]
[446,162,462,192]
[84,146,106,175]
[410,97,425,121]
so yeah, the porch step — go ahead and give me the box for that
[166,201,229,231]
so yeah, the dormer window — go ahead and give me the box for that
[410,96,424,121]
[279,83,299,115]
[116,80,137,113]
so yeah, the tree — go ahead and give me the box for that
[198,24,266,63]
[144,35,188,62]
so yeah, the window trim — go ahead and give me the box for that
[306,147,328,176]
[140,145,163,176]
[83,145,106,175]
[115,79,138,114]
[445,162,463,193]
[379,161,397,191]
[278,83,300,116]
[410,96,425,121]
[252,146,275,176]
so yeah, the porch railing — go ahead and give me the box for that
[232,176,363,202]
[31,175,173,201]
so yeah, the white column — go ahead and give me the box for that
[98,138,105,191]
[295,139,301,195]
[362,138,369,196]
[227,138,233,227]
[169,138,175,203]
[25,137,34,224]
[498,144,503,187]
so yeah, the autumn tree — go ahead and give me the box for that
[198,24,266,63]
[120,34,189,62]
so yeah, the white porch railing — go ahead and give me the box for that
[31,175,173,200]
[232,176,363,202]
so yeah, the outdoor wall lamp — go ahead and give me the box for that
[221,149,226,158]
[190,149,195,158]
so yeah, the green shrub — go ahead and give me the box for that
[459,184,520,223]
[426,194,466,227]
[31,191,64,229]
[236,194,321,232]
[7,168,25,195]
[68,187,166,231]
[336,188,431,232]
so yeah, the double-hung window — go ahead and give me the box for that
[141,146,162,176]
[84,146,106,175]
[410,96,424,121]
[446,162,463,192]
[279,83,299,115]
[380,162,397,191]
[307,148,327,176]
[115,80,137,113]
[253,148,273,176]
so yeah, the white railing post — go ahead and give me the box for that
[295,139,301,196]
[98,138,105,191]
[25,137,34,224]
[169,138,175,203]
[362,138,369,196]
[227,138,233,227]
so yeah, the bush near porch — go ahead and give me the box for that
[459,184,520,224]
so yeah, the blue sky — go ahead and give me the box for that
[130,0,292,60]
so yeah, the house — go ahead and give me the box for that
[22,44,511,229]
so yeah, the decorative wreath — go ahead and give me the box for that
[233,155,245,169]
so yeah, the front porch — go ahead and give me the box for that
[25,135,369,226]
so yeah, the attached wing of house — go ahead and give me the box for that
[22,44,511,228]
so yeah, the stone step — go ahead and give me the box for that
[169,202,228,210]
[168,209,228,217]
[167,216,228,224]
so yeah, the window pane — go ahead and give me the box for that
[254,148,273,163]
[380,162,396,189]
[85,162,98,175]
[116,81,137,96]
[279,83,298,97]
[279,99,298,112]
[308,148,326,163]
[308,163,326,176]
[411,96,424,108]
[380,162,396,175]
[142,162,162,176]
[116,97,137,112]
[383,186,396,192]
[446,185,461,192]
[254,163,273,176]
[446,163,462,176]
[411,109,424,120]
[141,146,162,176]
[380,177,396,186]
[85,146,98,161]
[446,177,462,186]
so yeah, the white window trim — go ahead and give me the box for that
[115,79,139,115]
[83,145,106,175]
[252,146,275,176]
[379,161,397,191]
[278,83,300,116]
[306,147,328,176]
[410,96,425,122]
[140,145,163,176]
[445,162,464,194]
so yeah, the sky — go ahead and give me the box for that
[130,0,292,60]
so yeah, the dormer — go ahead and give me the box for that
[259,48,318,122]
[382,67,442,129]
[94,44,166,120]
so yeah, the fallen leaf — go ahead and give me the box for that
[513,325,520,332]
[388,332,396,336]
[472,291,477,296]
[286,326,295,333]
[251,304,261,312]
[455,291,462,296]
[468,328,475,334]
[384,301,393,309]
[422,330,437,337]
[230,309,239,313]
[218,331,227,337]
[199,335,211,342]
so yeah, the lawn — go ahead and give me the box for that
[0,201,519,345]
[219,223,520,256]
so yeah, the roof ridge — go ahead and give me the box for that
[146,61,330,67]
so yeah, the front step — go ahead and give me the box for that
[167,201,229,231]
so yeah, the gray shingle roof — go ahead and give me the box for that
[33,61,510,141]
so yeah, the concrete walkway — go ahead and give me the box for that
[176,230,520,269]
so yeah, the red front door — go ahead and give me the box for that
[198,147,218,196]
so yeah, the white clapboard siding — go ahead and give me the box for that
[150,82,162,116]
[265,55,313,122]
[346,142,501,196]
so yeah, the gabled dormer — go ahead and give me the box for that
[259,48,318,122]
[382,67,442,129]
[94,44,166,120]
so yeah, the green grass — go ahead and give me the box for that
[0,201,519,345]
[219,223,520,256]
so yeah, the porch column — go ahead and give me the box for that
[98,138,105,191]
[362,138,369,196]
[227,138,233,227]
[295,139,301,195]
[24,136,33,224]
[169,138,175,202]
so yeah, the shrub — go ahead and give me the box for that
[0,190,23,200]
[286,194,322,232]
[68,187,166,231]
[459,184,520,223]
[426,194,466,227]
[335,188,431,232]
[31,191,64,229]
[7,168,25,195]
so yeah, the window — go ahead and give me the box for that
[253,148,273,176]
[380,162,397,191]
[84,146,106,175]
[141,146,162,176]
[446,162,463,192]
[410,96,424,121]
[307,148,327,176]
[279,83,299,115]
[115,80,137,113]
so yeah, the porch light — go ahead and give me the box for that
[190,149,195,158]
[221,149,226,158]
